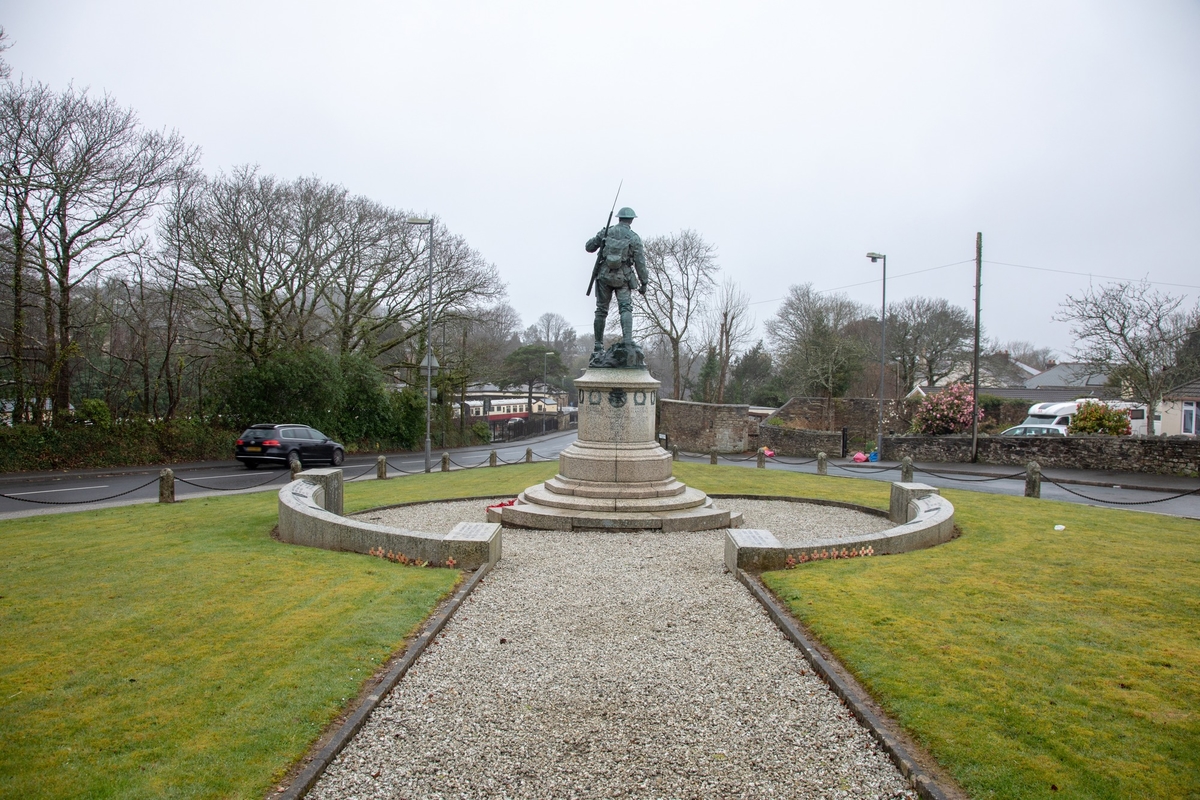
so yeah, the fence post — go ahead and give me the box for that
[441,452,450,472]
[817,452,827,476]
[489,450,497,467]
[376,455,388,480]
[1025,461,1041,498]
[901,456,913,483]
[840,427,849,458]
[710,450,718,465]
[290,461,302,480]
[671,445,679,461]
[525,447,533,464]
[756,450,766,469]
[159,468,174,503]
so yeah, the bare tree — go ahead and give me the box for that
[632,229,719,399]
[769,283,869,421]
[1056,281,1199,434]
[0,26,11,80]
[886,296,973,391]
[0,82,59,423]
[35,87,195,418]
[703,278,753,402]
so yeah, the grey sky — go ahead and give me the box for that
[4,1,1198,356]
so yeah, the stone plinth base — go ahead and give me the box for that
[496,365,738,532]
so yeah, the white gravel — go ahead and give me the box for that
[357,497,893,547]
[316,501,913,799]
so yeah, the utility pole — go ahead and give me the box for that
[971,232,982,463]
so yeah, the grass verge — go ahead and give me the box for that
[744,469,1200,799]
[0,467,552,798]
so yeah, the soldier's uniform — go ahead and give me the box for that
[585,208,648,354]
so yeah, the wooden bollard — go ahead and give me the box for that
[159,468,174,503]
[1025,461,1041,498]
[756,450,766,469]
[901,456,913,483]
[441,452,450,472]
[817,452,827,476]
[376,455,388,480]
[525,447,533,464]
[489,450,497,467]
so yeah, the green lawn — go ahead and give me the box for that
[4,461,1196,799]
[739,467,1200,800]
[0,467,551,799]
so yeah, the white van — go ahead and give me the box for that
[1017,399,1156,435]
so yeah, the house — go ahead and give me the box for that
[1159,378,1200,437]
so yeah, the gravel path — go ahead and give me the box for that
[316,502,913,799]
[358,497,893,546]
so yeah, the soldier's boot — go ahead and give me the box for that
[620,310,634,347]
[593,316,606,354]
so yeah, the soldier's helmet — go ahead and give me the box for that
[617,207,637,220]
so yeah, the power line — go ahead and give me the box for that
[983,261,1200,291]
[747,259,975,306]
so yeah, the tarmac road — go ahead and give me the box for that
[1,429,1197,520]
[0,430,578,520]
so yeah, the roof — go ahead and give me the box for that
[1166,377,1200,399]
[1024,362,1109,388]
[910,385,1122,403]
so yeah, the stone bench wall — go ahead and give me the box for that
[724,483,956,572]
[278,470,500,569]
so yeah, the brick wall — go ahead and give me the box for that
[658,399,753,453]
[883,435,1200,476]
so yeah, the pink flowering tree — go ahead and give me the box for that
[910,382,983,434]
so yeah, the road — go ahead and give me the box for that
[0,431,578,520]
[1,430,1197,520]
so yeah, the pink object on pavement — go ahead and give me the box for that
[852,451,868,462]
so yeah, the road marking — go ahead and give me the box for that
[7,485,110,496]
[182,473,279,480]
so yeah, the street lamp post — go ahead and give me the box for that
[867,252,887,459]
[542,351,555,436]
[408,217,437,472]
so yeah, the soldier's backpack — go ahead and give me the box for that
[601,234,632,286]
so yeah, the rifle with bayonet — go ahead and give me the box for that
[586,181,622,296]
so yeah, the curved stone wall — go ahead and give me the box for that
[277,475,500,569]
[723,484,956,572]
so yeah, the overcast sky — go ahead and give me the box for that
[4,1,1199,357]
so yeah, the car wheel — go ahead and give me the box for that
[287,451,302,469]
[331,448,344,466]
[244,460,259,470]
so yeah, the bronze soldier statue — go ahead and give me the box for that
[585,206,648,365]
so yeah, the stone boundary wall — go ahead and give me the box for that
[277,471,501,568]
[758,425,844,458]
[883,434,1200,476]
[768,397,908,445]
[658,399,754,453]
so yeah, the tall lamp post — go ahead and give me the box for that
[407,216,438,472]
[542,351,555,436]
[867,252,887,458]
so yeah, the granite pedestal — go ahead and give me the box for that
[496,366,739,531]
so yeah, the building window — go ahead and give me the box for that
[1184,401,1196,435]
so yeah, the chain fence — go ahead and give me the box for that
[1042,477,1200,506]
[0,476,161,505]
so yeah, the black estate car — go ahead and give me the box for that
[235,424,345,469]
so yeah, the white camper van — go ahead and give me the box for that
[1014,399,1155,435]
